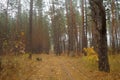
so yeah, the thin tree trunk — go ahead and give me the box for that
[70,0,77,54]
[28,0,33,59]
[81,0,87,55]
[111,0,118,53]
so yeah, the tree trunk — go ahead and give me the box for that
[28,0,33,58]
[70,0,77,54]
[111,0,116,53]
[89,0,110,72]
[111,0,119,53]
[81,0,87,55]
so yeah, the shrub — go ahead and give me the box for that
[83,47,98,63]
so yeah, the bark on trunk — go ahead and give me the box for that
[89,0,110,72]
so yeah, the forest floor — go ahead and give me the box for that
[0,53,120,80]
[27,53,120,80]
[28,54,92,80]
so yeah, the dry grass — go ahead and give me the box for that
[109,54,120,72]
[80,54,120,80]
[0,53,120,80]
[0,54,34,80]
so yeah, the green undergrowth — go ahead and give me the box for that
[0,53,34,80]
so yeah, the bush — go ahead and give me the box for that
[83,47,98,63]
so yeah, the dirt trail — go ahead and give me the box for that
[27,54,93,80]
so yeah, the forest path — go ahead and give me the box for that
[27,54,95,80]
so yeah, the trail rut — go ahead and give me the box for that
[27,54,95,80]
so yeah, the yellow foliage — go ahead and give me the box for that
[21,32,24,36]
[83,47,99,62]
[83,47,96,56]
